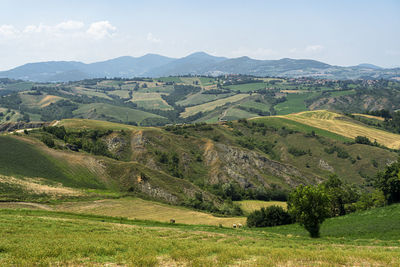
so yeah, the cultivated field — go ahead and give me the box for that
[72,103,163,124]
[129,92,173,110]
[19,93,63,108]
[282,110,400,149]
[55,198,246,227]
[176,92,234,106]
[181,94,250,118]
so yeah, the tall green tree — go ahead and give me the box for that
[374,158,400,204]
[288,185,330,238]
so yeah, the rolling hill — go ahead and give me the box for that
[1,111,398,207]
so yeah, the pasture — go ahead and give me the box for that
[181,94,250,118]
[19,93,63,108]
[274,92,318,115]
[176,92,234,106]
[0,204,399,266]
[55,197,246,227]
[129,92,173,110]
[226,82,267,92]
[72,103,163,124]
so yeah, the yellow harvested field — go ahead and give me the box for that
[235,200,287,214]
[0,175,82,197]
[130,92,167,100]
[281,110,400,149]
[38,95,63,107]
[56,198,246,227]
[19,94,63,108]
[353,113,385,121]
[180,94,250,118]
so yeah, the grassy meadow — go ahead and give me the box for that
[0,204,399,266]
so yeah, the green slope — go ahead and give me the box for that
[72,103,163,124]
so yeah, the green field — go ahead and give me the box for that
[2,82,34,92]
[72,87,113,100]
[176,92,234,106]
[0,204,399,266]
[155,77,182,83]
[199,77,216,86]
[221,108,258,120]
[0,136,67,181]
[238,100,271,112]
[129,92,173,110]
[274,92,318,115]
[181,94,250,118]
[107,90,130,98]
[226,82,267,92]
[0,136,104,191]
[72,103,163,124]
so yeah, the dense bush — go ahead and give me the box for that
[288,147,309,157]
[40,135,55,148]
[247,205,292,227]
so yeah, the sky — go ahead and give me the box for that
[0,0,399,70]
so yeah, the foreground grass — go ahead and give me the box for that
[0,205,400,266]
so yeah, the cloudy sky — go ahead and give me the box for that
[0,0,399,70]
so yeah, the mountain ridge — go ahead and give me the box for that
[1,52,399,82]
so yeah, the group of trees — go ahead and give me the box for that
[247,159,400,238]
[41,126,114,158]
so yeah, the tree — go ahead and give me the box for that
[247,205,292,227]
[322,175,347,217]
[374,158,400,204]
[287,185,330,238]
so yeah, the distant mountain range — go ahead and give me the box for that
[1,52,399,82]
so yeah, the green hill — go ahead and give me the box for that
[0,112,398,206]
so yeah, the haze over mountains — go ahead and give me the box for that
[1,52,399,82]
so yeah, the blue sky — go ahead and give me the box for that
[0,0,399,70]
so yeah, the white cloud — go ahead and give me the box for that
[289,48,297,53]
[23,23,50,33]
[0,25,18,38]
[55,20,84,31]
[305,45,324,53]
[146,32,161,43]
[87,21,116,39]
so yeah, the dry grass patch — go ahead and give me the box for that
[235,200,287,214]
[180,94,250,118]
[281,110,400,149]
[56,198,246,227]
[0,175,82,197]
